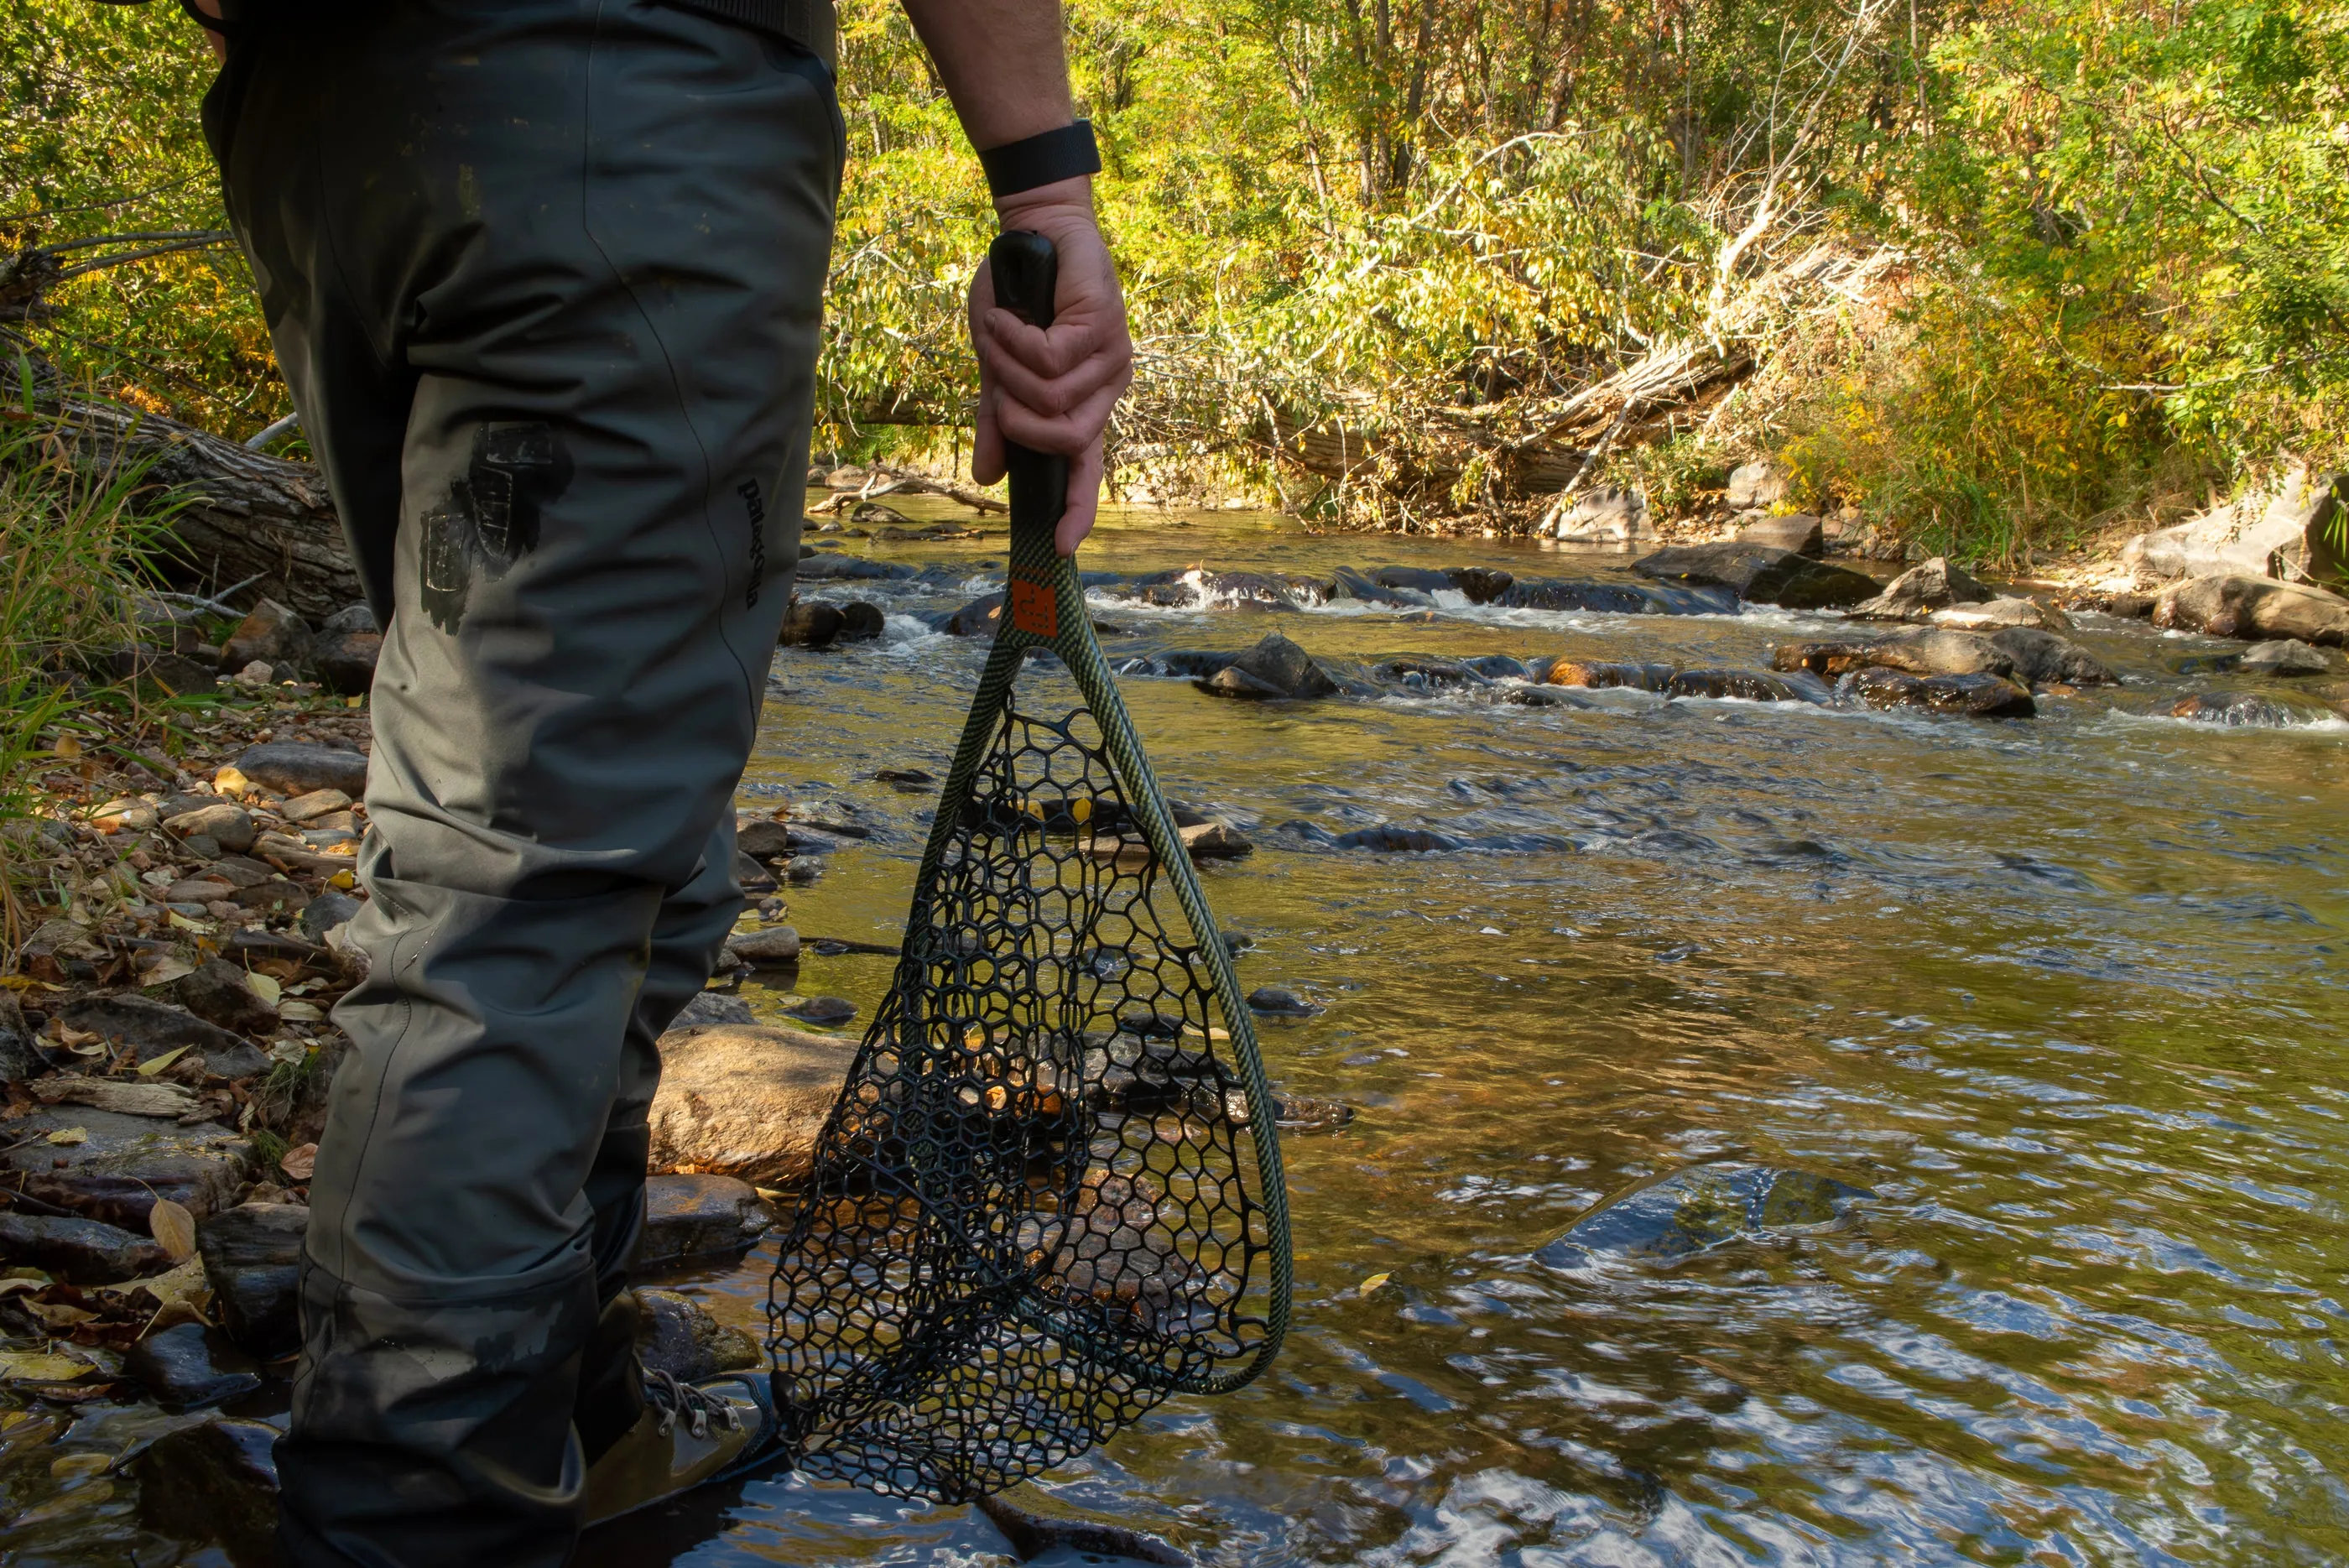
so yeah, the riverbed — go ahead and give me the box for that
[581,508,2349,1565]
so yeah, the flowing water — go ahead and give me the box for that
[20,507,2349,1565]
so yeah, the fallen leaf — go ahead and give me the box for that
[1357,1273,1392,1296]
[0,1276,50,1299]
[0,1351,96,1383]
[279,1000,325,1022]
[21,1300,96,1329]
[168,911,212,934]
[245,972,282,1005]
[149,1198,197,1262]
[51,736,82,761]
[279,1143,318,1180]
[329,868,355,888]
[137,1044,190,1076]
[45,1127,87,1147]
[53,1023,101,1050]
[138,956,196,988]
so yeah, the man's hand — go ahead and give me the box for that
[966,180,1133,555]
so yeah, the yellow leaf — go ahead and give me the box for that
[329,870,355,889]
[279,999,325,1022]
[51,736,82,761]
[168,911,211,934]
[148,1198,197,1262]
[138,1045,190,1076]
[245,972,282,1005]
[45,1127,87,1147]
[139,956,195,988]
[0,1351,96,1383]
[1357,1273,1391,1296]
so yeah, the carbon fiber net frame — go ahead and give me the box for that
[763,231,1293,1501]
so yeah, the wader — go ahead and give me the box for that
[201,3,841,1560]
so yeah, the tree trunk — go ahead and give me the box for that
[55,397,363,623]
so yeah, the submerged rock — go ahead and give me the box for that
[1665,669,1818,702]
[1535,1163,1874,1268]
[136,1417,283,1564]
[1333,824,1461,852]
[1246,986,1323,1018]
[1124,567,1323,609]
[1327,565,1435,607]
[1497,577,1739,616]
[1546,659,1675,692]
[1444,565,1516,603]
[2154,573,2349,646]
[197,1202,309,1360]
[2167,691,2333,727]
[1633,542,1878,609]
[639,1175,777,1268]
[648,1022,857,1187]
[1846,668,2036,717]
[123,1323,266,1410]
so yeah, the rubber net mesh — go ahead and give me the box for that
[763,695,1275,1501]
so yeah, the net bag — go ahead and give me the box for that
[763,232,1293,1502]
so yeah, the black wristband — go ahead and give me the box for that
[977,121,1102,201]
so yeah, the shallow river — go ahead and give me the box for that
[32,507,2349,1565]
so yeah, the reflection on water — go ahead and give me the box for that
[23,508,2349,1565]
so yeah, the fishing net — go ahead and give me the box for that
[763,232,1292,1502]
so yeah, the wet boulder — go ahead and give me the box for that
[1371,565,1456,595]
[123,1323,266,1410]
[1327,565,1434,607]
[639,1175,777,1268]
[1497,577,1740,616]
[794,552,917,581]
[1444,565,1515,603]
[1846,667,2036,717]
[1633,542,1878,609]
[1737,514,1825,557]
[1773,628,2015,680]
[778,600,844,648]
[2167,691,2333,727]
[635,1289,763,1383]
[1931,596,2073,633]
[2154,573,2349,646]
[0,1211,169,1284]
[648,1022,857,1187]
[1,1110,258,1230]
[1246,987,1323,1018]
[2239,638,2332,676]
[219,597,314,673]
[837,601,887,640]
[1195,633,1340,701]
[136,1417,283,1565]
[1986,627,2117,687]
[1666,669,1818,702]
[939,591,1004,637]
[223,742,369,798]
[1846,555,1994,620]
[1546,659,1675,692]
[196,1202,310,1359]
[55,992,268,1081]
[1366,654,1488,693]
[1124,567,1322,609]
[1535,1162,1874,1268]
[1333,824,1461,852]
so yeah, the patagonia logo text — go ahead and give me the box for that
[739,479,767,608]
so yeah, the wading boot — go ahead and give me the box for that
[584,1368,778,1526]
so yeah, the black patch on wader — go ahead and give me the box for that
[419,425,576,633]
[739,478,767,609]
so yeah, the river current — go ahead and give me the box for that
[24,505,2349,1565]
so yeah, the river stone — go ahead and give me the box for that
[640,1175,777,1268]
[648,1022,857,1186]
[734,852,779,893]
[1931,596,2072,633]
[55,992,268,1080]
[1199,633,1339,701]
[227,742,369,797]
[1180,821,1253,859]
[837,601,886,640]
[2154,573,2349,646]
[1,1109,257,1229]
[1444,565,1514,603]
[1372,565,1455,595]
[1668,669,1815,702]
[1986,627,2117,687]
[318,603,377,636]
[1535,1163,1873,1268]
[136,1417,283,1564]
[164,958,280,1038]
[1737,514,1825,556]
[1547,659,1675,692]
[2239,638,2332,676]
[164,803,257,853]
[298,889,363,942]
[785,995,857,1025]
[1334,824,1461,852]
[1125,567,1322,608]
[1633,542,1878,609]
[1773,628,2015,680]
[1846,555,1994,619]
[1497,577,1738,616]
[674,991,756,1029]
[779,600,844,648]
[636,1289,763,1383]
[314,628,383,695]
[0,1212,169,1284]
[1246,987,1322,1018]
[219,598,313,673]
[1326,565,1434,607]
[1846,668,2036,717]
[940,591,1005,637]
[123,1324,266,1410]
[794,552,916,581]
[730,925,802,965]
[197,1202,308,1359]
[2167,691,2331,727]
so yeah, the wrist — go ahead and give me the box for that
[994,175,1096,225]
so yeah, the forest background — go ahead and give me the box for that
[3,0,2345,565]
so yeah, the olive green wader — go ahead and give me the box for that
[200,2,841,1559]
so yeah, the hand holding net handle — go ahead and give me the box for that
[989,230,1070,558]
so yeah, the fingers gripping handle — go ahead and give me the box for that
[990,232,1070,595]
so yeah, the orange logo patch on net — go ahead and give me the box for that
[1009,567,1059,637]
